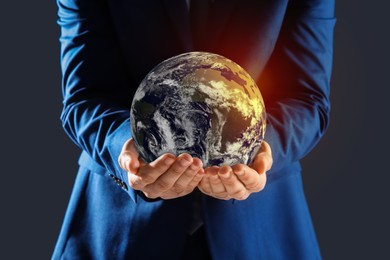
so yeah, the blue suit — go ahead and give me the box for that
[53,0,336,259]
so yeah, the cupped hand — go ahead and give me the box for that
[118,139,204,199]
[198,141,273,200]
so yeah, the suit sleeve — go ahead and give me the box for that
[57,0,136,200]
[260,0,336,174]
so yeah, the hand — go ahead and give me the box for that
[198,141,272,200]
[118,139,204,199]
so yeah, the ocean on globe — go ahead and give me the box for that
[130,52,266,167]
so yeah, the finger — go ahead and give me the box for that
[171,158,203,194]
[128,173,144,190]
[147,153,193,192]
[118,139,140,173]
[218,165,248,200]
[207,166,227,197]
[159,171,203,200]
[198,173,212,195]
[159,190,180,200]
[232,164,265,192]
[198,173,229,200]
[252,141,273,174]
[189,170,204,187]
[136,153,176,185]
[181,171,204,195]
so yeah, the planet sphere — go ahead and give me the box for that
[130,52,266,167]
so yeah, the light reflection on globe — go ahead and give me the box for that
[130,52,266,167]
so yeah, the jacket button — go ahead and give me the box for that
[121,182,128,191]
[108,174,127,191]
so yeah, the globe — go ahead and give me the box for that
[130,52,266,167]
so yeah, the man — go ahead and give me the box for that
[53,0,335,259]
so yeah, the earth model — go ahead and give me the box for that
[130,52,266,167]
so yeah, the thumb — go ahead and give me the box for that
[252,141,273,174]
[118,138,140,173]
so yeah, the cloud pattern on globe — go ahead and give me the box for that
[130,52,266,167]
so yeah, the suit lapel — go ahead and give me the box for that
[161,0,193,51]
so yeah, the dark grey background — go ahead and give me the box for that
[1,1,389,259]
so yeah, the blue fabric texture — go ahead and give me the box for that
[53,0,336,259]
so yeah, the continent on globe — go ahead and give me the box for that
[130,52,266,167]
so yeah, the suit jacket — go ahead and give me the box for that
[53,0,336,259]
